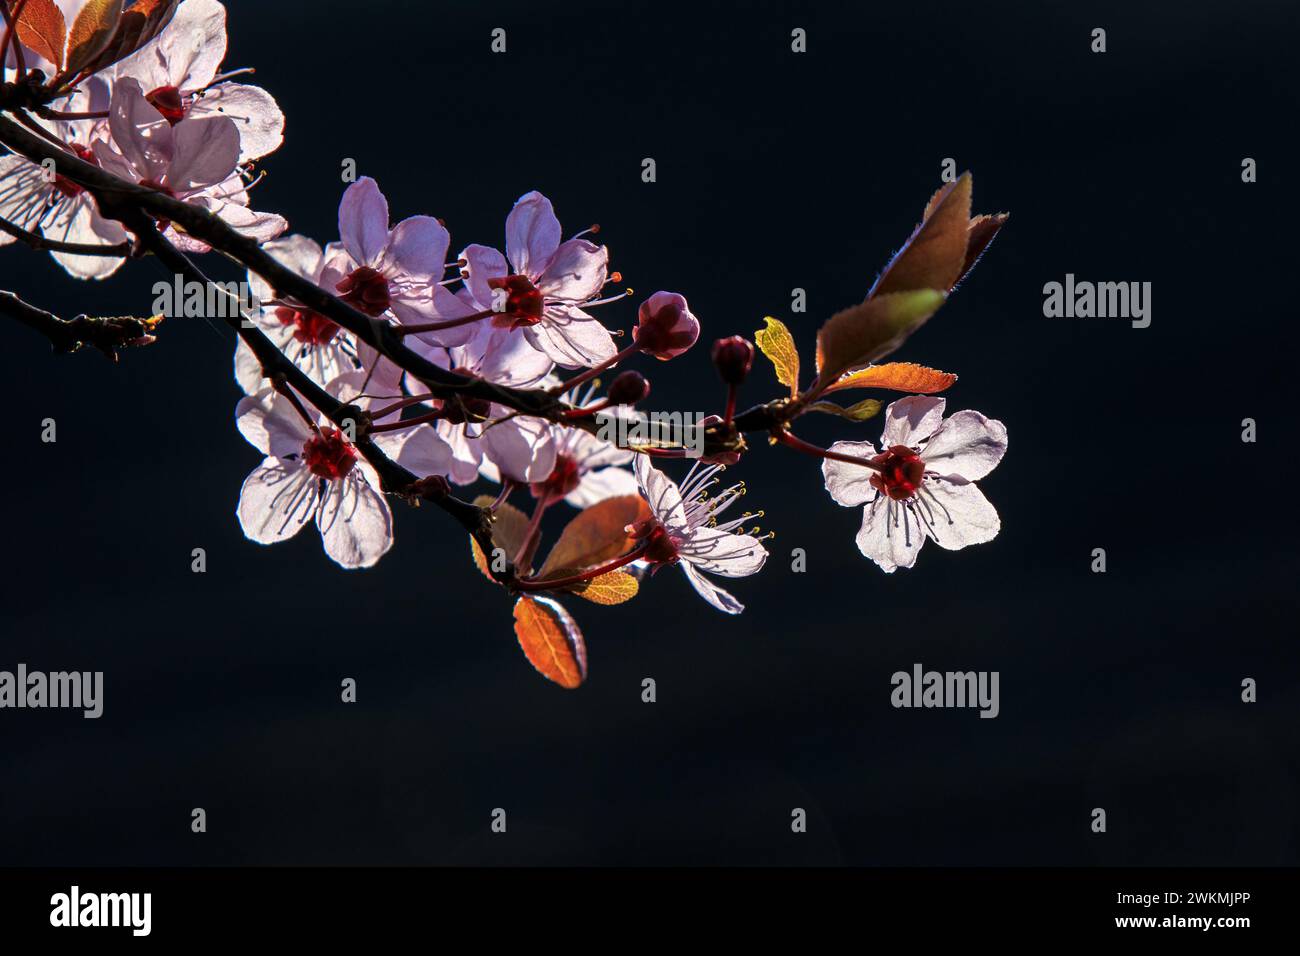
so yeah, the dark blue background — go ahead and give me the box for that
[2,0,1297,865]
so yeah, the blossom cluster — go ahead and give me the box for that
[1,0,1009,686]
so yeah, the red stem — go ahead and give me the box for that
[550,341,638,394]
[396,309,494,336]
[515,543,649,591]
[723,384,737,426]
[368,409,447,433]
[774,429,881,471]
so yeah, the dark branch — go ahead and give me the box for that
[0,213,133,257]
[0,289,155,358]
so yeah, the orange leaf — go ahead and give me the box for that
[813,289,946,387]
[868,173,973,298]
[754,316,800,398]
[822,362,957,395]
[537,569,640,605]
[469,497,531,580]
[63,0,123,79]
[539,495,650,577]
[15,0,66,70]
[514,596,587,689]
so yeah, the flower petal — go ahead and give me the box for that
[537,238,607,302]
[919,410,1007,481]
[235,388,310,456]
[459,243,508,307]
[821,440,879,506]
[564,465,639,508]
[633,455,689,532]
[505,190,560,278]
[679,527,768,577]
[881,395,946,448]
[919,478,1000,550]
[237,458,318,544]
[316,469,394,569]
[381,214,449,283]
[168,115,240,193]
[680,561,745,614]
[529,306,616,368]
[338,176,389,267]
[108,77,171,182]
[189,82,284,163]
[854,498,924,573]
[480,414,556,484]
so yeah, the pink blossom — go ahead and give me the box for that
[632,456,768,614]
[458,191,617,368]
[321,177,471,345]
[0,82,128,279]
[821,396,1007,572]
[235,380,393,569]
[110,0,284,162]
[93,77,285,252]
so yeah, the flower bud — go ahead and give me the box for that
[711,335,755,386]
[607,370,650,406]
[633,291,699,360]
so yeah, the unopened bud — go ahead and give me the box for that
[607,370,650,406]
[711,335,755,386]
[633,291,699,360]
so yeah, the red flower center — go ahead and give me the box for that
[488,274,545,327]
[145,85,187,124]
[303,428,358,479]
[336,266,391,316]
[52,144,97,199]
[628,518,680,565]
[869,445,926,501]
[530,454,582,503]
[275,306,339,346]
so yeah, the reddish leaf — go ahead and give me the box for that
[62,0,123,79]
[15,0,66,70]
[822,361,958,395]
[469,497,531,580]
[954,212,1008,289]
[813,289,946,388]
[868,173,973,298]
[514,596,587,689]
[539,495,651,577]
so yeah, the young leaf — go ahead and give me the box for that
[954,212,1008,290]
[62,0,124,80]
[469,497,531,580]
[868,173,973,298]
[813,289,946,388]
[804,398,883,422]
[539,570,640,605]
[822,361,957,395]
[15,0,67,70]
[539,495,650,577]
[754,316,800,397]
[514,596,587,689]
